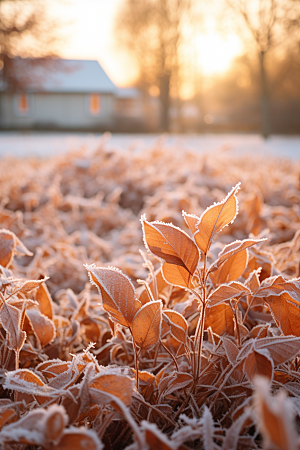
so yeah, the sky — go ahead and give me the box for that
[50,0,244,89]
[50,0,139,87]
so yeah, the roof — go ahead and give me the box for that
[0,59,117,94]
[115,87,141,99]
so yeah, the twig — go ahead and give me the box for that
[160,339,179,371]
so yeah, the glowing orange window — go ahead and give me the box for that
[19,93,29,113]
[89,94,101,115]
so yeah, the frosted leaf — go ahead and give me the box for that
[207,281,250,307]
[141,216,199,289]
[184,183,240,255]
[85,265,141,327]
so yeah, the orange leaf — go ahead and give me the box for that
[13,277,50,296]
[205,303,234,336]
[183,183,240,255]
[26,308,55,347]
[244,349,273,382]
[138,268,172,305]
[0,408,17,430]
[14,236,32,256]
[255,335,300,365]
[141,217,199,289]
[4,369,54,403]
[0,294,26,354]
[209,238,266,274]
[55,428,103,450]
[35,282,54,320]
[143,422,177,450]
[254,377,297,450]
[163,310,188,344]
[209,249,248,287]
[265,293,300,336]
[85,265,141,327]
[0,230,15,267]
[254,275,300,301]
[0,405,67,447]
[131,300,162,350]
[207,281,250,307]
[89,373,134,406]
[245,268,261,292]
[159,371,193,397]
[6,368,45,387]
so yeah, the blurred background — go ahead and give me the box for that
[0,0,300,137]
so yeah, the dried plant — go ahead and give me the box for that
[0,140,300,449]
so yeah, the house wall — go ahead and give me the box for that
[0,92,115,130]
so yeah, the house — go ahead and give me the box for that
[0,59,117,131]
[114,87,145,131]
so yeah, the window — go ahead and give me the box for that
[89,94,101,115]
[13,93,32,117]
[18,93,29,114]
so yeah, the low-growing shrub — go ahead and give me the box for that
[0,179,300,449]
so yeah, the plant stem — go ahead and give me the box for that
[196,302,206,382]
[15,350,19,370]
[160,339,179,371]
[243,294,254,324]
[130,328,140,390]
[193,256,207,383]
[230,299,241,346]
[136,395,177,426]
[152,341,159,368]
[145,282,156,302]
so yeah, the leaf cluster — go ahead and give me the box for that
[0,177,300,450]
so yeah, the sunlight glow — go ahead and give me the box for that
[48,1,243,89]
[195,34,242,76]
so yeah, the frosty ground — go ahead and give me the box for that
[0,131,300,160]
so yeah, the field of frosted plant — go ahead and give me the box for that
[0,136,300,449]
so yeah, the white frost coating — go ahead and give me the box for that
[200,406,215,450]
[0,428,44,445]
[171,416,203,445]
[182,211,200,222]
[35,358,62,372]
[4,369,64,398]
[222,409,252,450]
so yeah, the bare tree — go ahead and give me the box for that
[225,0,300,138]
[115,0,195,132]
[0,0,63,91]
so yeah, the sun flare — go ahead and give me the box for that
[195,33,242,76]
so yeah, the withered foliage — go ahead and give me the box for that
[0,140,300,449]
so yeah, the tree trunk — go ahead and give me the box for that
[259,50,271,139]
[159,73,170,132]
